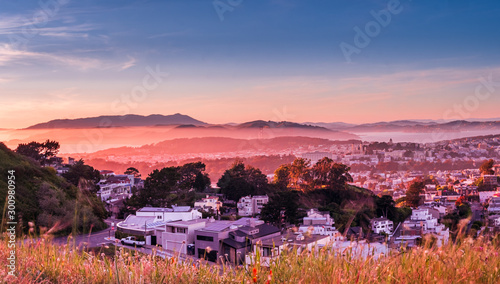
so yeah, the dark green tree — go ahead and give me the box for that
[406,181,425,208]
[480,159,495,175]
[273,164,291,190]
[193,171,211,192]
[289,158,311,190]
[375,195,396,219]
[217,161,268,201]
[311,158,353,190]
[260,191,300,227]
[15,140,60,165]
[62,159,101,191]
[141,166,181,207]
[178,162,210,191]
[124,167,140,177]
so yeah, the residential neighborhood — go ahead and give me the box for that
[32,136,500,267]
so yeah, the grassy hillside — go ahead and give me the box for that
[299,184,410,234]
[0,236,498,283]
[0,143,107,235]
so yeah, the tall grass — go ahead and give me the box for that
[1,234,499,283]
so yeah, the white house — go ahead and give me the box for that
[488,215,500,227]
[194,195,222,214]
[246,233,331,267]
[479,191,500,203]
[237,195,269,216]
[97,183,132,202]
[487,197,500,214]
[298,209,342,241]
[370,217,394,235]
[135,206,203,221]
[391,207,449,247]
[159,219,208,255]
[117,206,202,244]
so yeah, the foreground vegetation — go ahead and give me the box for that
[1,235,499,283]
[0,143,107,235]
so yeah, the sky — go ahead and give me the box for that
[1,0,500,129]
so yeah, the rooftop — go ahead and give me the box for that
[166,219,208,227]
[138,206,193,213]
[260,233,330,247]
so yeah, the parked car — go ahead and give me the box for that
[120,236,145,247]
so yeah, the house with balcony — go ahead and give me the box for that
[117,206,202,245]
[194,195,222,214]
[298,209,342,241]
[220,219,280,265]
[487,197,500,214]
[237,195,269,216]
[488,215,500,228]
[390,207,449,247]
[370,217,394,235]
[245,232,331,267]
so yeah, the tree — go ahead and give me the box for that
[124,162,211,209]
[273,164,291,190]
[141,166,181,207]
[193,171,211,192]
[406,181,424,208]
[217,161,269,201]
[480,159,495,175]
[455,195,467,207]
[62,159,101,192]
[260,191,299,227]
[178,162,211,191]
[15,140,60,164]
[289,158,311,190]
[124,167,140,177]
[311,158,353,190]
[375,195,396,219]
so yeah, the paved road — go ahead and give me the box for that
[467,203,483,233]
[51,227,114,248]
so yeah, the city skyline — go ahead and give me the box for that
[1,0,500,129]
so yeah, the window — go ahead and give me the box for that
[197,235,214,242]
[157,215,162,219]
[262,247,272,257]
[176,228,186,234]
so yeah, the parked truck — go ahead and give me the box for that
[120,236,145,247]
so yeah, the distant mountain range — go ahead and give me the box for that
[345,120,500,133]
[25,113,207,129]
[23,114,500,134]
[26,113,500,140]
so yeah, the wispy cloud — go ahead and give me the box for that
[336,67,500,98]
[0,76,15,84]
[0,43,103,69]
[148,30,190,39]
[120,55,136,70]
